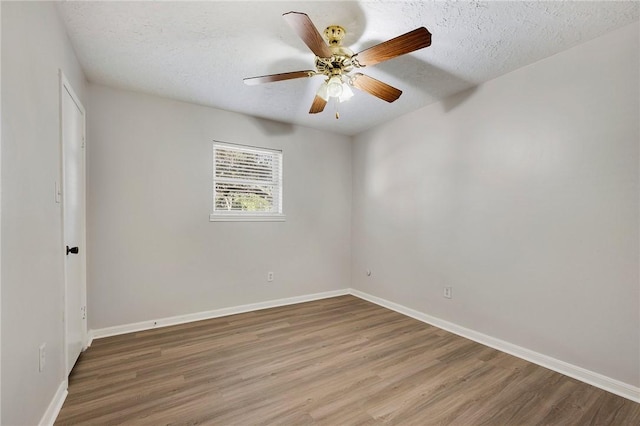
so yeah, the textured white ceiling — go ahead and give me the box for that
[56,1,639,136]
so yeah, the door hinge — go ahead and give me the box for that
[81,306,87,320]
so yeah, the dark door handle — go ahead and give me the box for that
[66,246,79,255]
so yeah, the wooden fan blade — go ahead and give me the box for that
[354,27,431,67]
[351,73,402,103]
[283,12,332,58]
[243,70,315,86]
[309,95,327,114]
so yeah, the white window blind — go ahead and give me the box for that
[211,142,284,221]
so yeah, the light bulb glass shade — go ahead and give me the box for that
[326,76,343,98]
[339,83,354,103]
[317,81,329,101]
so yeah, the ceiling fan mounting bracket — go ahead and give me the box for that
[324,25,346,46]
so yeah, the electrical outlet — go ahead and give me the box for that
[443,287,453,299]
[39,343,46,372]
[267,271,274,282]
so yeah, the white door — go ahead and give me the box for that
[61,73,87,375]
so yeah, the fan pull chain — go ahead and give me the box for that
[334,98,340,120]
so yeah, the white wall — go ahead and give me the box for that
[0,3,3,422]
[87,84,352,329]
[1,2,87,425]
[351,22,639,387]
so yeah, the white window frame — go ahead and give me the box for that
[210,141,284,222]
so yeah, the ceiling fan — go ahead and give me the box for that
[244,12,432,118]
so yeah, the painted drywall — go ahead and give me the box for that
[351,22,639,387]
[1,2,87,425]
[0,3,3,422]
[86,84,352,329]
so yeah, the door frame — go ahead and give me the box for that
[59,70,88,376]
[0,5,3,420]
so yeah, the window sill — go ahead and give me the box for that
[209,214,286,222]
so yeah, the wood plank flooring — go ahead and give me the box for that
[55,295,640,425]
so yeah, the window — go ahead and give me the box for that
[210,142,284,221]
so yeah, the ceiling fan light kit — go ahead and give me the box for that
[244,11,432,119]
[317,76,353,101]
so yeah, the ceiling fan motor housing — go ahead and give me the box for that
[315,52,354,76]
[315,25,357,78]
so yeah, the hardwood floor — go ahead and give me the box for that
[56,295,640,425]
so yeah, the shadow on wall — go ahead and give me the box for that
[440,85,478,112]
[249,115,296,136]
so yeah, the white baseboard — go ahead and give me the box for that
[89,289,349,340]
[349,288,640,403]
[39,379,68,426]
